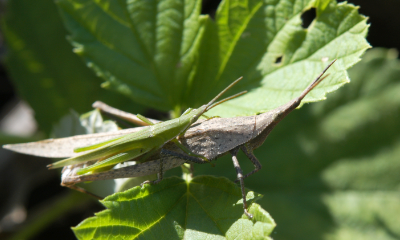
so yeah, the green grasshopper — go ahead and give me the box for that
[47,77,247,179]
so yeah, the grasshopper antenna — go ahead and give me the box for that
[299,59,336,99]
[206,76,244,108]
[206,90,247,111]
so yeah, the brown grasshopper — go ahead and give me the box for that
[3,60,335,218]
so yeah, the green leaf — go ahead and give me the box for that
[2,0,145,135]
[56,0,369,116]
[56,0,206,112]
[193,48,400,239]
[73,176,274,240]
[204,0,370,116]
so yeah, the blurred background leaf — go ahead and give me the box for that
[2,0,145,135]
[193,48,400,239]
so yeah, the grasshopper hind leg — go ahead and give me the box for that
[238,144,262,180]
[160,149,207,164]
[230,148,253,219]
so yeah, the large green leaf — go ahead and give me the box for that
[193,48,400,239]
[73,176,275,240]
[56,0,206,112]
[2,0,144,134]
[204,0,370,116]
[57,0,369,115]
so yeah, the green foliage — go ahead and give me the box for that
[52,109,120,138]
[2,0,145,134]
[56,0,369,116]
[194,48,400,239]
[2,0,377,239]
[73,177,274,240]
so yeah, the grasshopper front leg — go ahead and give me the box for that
[140,147,207,187]
[230,148,253,219]
[140,157,164,186]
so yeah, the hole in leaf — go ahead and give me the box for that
[275,55,283,64]
[202,0,222,19]
[301,8,316,29]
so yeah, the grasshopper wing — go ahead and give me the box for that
[48,126,165,169]
[2,127,145,158]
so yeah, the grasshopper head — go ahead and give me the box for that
[190,105,208,122]
[179,105,209,126]
[184,77,247,125]
[270,99,301,123]
[270,59,336,123]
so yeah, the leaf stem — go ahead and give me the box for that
[181,163,193,183]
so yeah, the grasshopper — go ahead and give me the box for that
[46,77,246,174]
[3,60,336,218]
[61,59,336,218]
[3,77,246,197]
